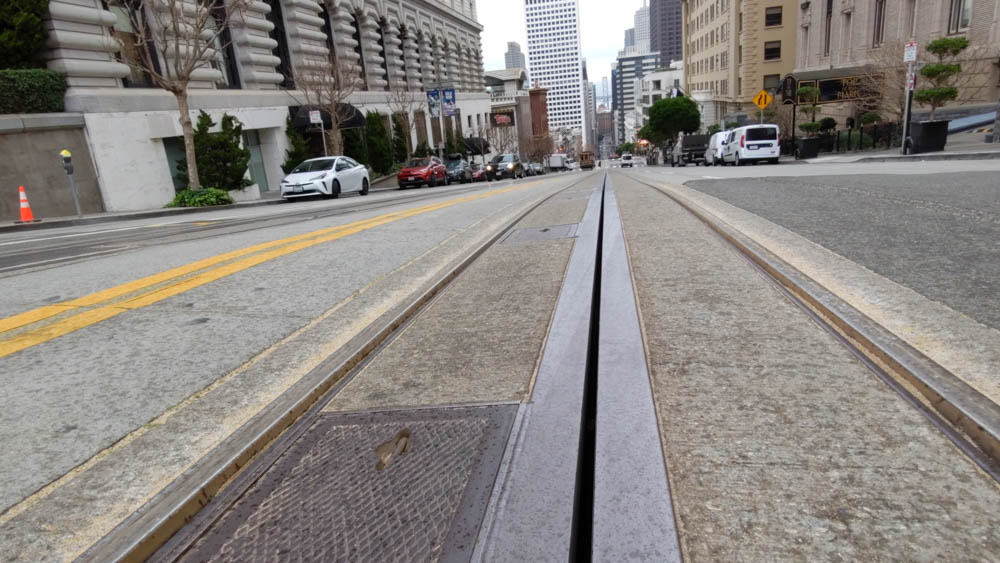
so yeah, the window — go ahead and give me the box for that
[948,0,971,33]
[264,0,294,88]
[105,0,160,88]
[824,0,833,56]
[765,6,782,26]
[872,0,885,46]
[763,74,780,91]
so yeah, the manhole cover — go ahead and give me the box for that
[172,405,516,562]
[501,224,578,244]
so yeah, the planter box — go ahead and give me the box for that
[797,137,821,159]
[909,120,949,154]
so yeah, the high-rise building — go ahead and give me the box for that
[505,42,527,73]
[624,28,636,49]
[650,0,682,66]
[613,50,661,143]
[524,0,586,143]
[634,1,650,51]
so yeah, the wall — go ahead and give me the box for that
[0,114,104,221]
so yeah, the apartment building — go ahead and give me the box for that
[525,0,587,145]
[37,0,490,212]
[795,0,999,121]
[682,0,797,126]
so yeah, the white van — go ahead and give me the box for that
[704,131,729,166]
[722,125,781,166]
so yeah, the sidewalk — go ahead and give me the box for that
[804,131,999,164]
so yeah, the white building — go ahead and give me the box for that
[634,1,650,52]
[613,49,660,143]
[636,61,684,128]
[524,0,587,146]
[33,0,491,212]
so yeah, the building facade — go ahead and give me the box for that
[650,0,683,65]
[795,0,999,123]
[504,41,528,82]
[613,50,661,143]
[37,0,491,212]
[635,0,652,51]
[524,0,586,143]
[682,0,797,127]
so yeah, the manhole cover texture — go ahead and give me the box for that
[176,406,515,563]
[500,224,578,244]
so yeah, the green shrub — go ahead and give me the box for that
[168,187,234,207]
[392,114,409,163]
[1,0,51,69]
[706,124,722,135]
[342,127,368,165]
[819,117,837,131]
[281,115,312,174]
[176,111,252,191]
[411,140,430,157]
[0,69,66,113]
[916,37,969,120]
[859,111,881,125]
[798,121,822,135]
[365,111,393,175]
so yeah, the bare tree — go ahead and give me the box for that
[112,0,250,189]
[292,53,359,156]
[386,86,420,154]
[524,133,553,165]
[486,123,518,156]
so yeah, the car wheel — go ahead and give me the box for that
[360,178,370,195]
[331,180,341,199]
[735,154,742,166]
[429,174,437,188]
[770,158,780,165]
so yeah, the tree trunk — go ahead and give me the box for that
[176,90,200,189]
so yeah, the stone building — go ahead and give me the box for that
[36,0,491,211]
[682,0,798,127]
[794,0,999,123]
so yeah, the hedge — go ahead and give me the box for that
[0,69,66,113]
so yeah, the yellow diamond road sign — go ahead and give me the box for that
[753,90,773,110]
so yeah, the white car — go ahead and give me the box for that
[621,153,634,168]
[280,156,370,199]
[704,131,729,166]
[722,125,781,166]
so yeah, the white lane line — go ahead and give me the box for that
[702,175,724,179]
[0,224,168,247]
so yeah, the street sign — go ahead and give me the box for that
[309,110,322,125]
[903,40,918,62]
[752,89,773,110]
[907,71,916,91]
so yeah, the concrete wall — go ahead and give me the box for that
[0,114,104,222]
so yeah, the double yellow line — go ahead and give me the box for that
[0,184,531,359]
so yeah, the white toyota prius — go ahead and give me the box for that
[280,156,370,199]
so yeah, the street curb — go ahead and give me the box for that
[0,198,285,234]
[832,150,1000,164]
[646,181,1000,480]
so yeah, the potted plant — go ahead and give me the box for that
[795,86,823,159]
[910,37,969,153]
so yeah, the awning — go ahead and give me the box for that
[292,104,366,130]
[791,65,868,82]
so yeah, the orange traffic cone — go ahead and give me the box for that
[15,185,40,224]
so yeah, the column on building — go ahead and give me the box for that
[359,12,387,90]
[459,43,475,92]
[434,36,447,86]
[42,0,129,87]
[401,25,422,90]
[285,0,331,74]
[445,38,460,89]
[331,4,364,88]
[230,2,283,88]
[419,32,437,86]
[382,18,407,90]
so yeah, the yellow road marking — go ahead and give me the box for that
[0,183,532,358]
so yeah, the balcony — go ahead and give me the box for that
[489,90,529,106]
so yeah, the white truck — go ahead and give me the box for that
[545,154,568,171]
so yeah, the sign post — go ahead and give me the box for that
[59,149,82,217]
[901,40,918,154]
[309,110,326,156]
[753,89,773,124]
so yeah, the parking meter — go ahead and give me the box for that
[60,149,82,217]
[61,149,74,175]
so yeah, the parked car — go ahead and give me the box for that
[704,131,729,166]
[621,153,634,168]
[486,153,525,180]
[280,156,370,200]
[524,163,537,176]
[397,156,448,188]
[529,162,546,175]
[446,159,473,184]
[471,164,487,182]
[722,125,781,166]
[669,134,711,167]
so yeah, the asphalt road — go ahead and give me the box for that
[684,171,1000,330]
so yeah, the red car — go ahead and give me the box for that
[397,156,448,189]
[471,164,487,182]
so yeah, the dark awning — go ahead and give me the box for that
[792,65,868,82]
[464,136,490,153]
[292,104,366,130]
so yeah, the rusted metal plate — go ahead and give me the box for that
[172,405,515,562]
[500,224,578,244]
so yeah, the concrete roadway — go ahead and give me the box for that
[2,161,999,561]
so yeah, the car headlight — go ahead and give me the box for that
[507,163,514,170]
[487,165,493,171]
[310,174,327,181]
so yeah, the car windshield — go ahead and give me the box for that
[406,158,430,167]
[446,161,464,170]
[290,159,335,173]
[491,155,515,164]
[746,127,778,141]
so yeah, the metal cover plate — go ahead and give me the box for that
[500,224,578,244]
[173,405,516,563]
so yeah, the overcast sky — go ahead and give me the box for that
[476,0,645,105]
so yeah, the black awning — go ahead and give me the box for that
[292,104,366,130]
[464,136,490,153]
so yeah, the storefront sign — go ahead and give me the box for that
[797,76,871,104]
[490,110,515,127]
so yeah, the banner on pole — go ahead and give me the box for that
[427,90,441,118]
[442,89,456,117]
